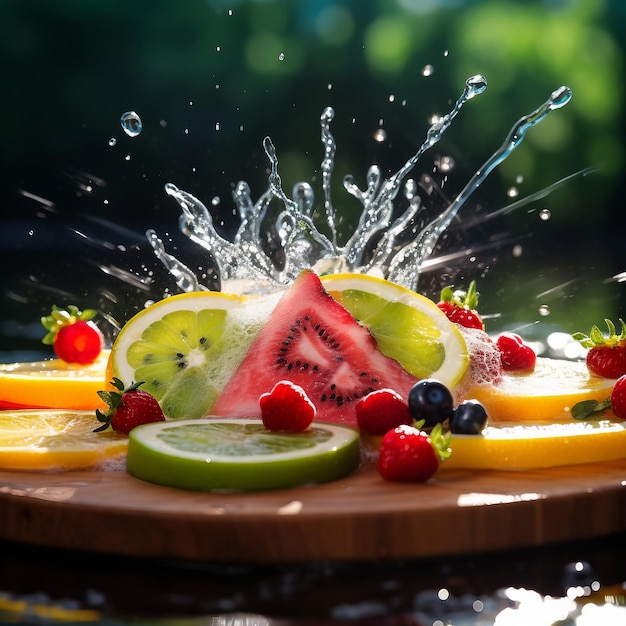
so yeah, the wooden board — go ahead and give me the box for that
[1,458,625,564]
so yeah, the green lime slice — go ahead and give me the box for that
[126,419,360,491]
[337,289,445,377]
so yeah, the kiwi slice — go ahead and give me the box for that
[110,291,281,419]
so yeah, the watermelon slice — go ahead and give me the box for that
[211,270,418,426]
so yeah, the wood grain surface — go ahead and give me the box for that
[1,458,625,563]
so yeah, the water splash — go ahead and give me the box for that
[149,78,572,294]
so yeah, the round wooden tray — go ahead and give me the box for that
[1,458,625,564]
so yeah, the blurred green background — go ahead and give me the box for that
[1,0,624,360]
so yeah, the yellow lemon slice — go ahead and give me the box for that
[0,410,127,471]
[466,357,615,423]
[108,290,281,419]
[443,419,626,470]
[0,351,109,410]
[321,273,469,388]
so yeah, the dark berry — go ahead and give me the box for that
[407,379,454,426]
[450,400,488,434]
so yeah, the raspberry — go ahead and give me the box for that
[259,380,316,433]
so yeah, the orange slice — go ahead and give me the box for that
[464,357,615,423]
[443,420,626,470]
[0,409,128,471]
[0,352,109,410]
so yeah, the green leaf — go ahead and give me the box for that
[571,398,611,420]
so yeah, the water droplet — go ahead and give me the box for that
[120,111,142,137]
[512,244,523,257]
[422,64,434,77]
[443,50,449,57]
[507,186,519,197]
[435,155,455,173]
[516,174,524,184]
[108,138,117,147]
[388,94,395,103]
[216,46,221,52]
[539,304,551,316]
[125,154,131,161]
[278,52,285,61]
[211,196,221,206]
[539,208,551,221]
[466,75,487,98]
[373,128,387,143]
[327,83,333,90]
[215,122,220,131]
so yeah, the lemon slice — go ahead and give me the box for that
[127,418,360,491]
[466,357,615,423]
[321,273,469,388]
[443,420,626,470]
[0,352,109,410]
[108,291,280,419]
[0,409,128,471]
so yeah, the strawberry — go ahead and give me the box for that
[41,304,104,365]
[496,332,536,372]
[436,280,484,330]
[573,318,626,379]
[611,375,626,419]
[355,388,413,435]
[259,380,316,433]
[95,378,166,435]
[377,422,451,482]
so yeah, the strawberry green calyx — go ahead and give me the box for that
[41,304,98,345]
[94,377,144,432]
[572,318,626,349]
[415,420,452,462]
[440,280,480,311]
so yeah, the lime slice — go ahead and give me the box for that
[127,418,360,491]
[0,409,128,471]
[0,352,109,410]
[321,273,469,388]
[108,291,280,419]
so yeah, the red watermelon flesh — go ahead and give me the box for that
[211,269,418,427]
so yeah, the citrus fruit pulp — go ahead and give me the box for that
[127,418,360,491]
[466,357,615,423]
[321,273,469,389]
[443,419,626,470]
[0,409,127,471]
[211,270,418,425]
[0,352,109,410]
[108,290,280,419]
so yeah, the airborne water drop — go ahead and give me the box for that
[120,111,143,137]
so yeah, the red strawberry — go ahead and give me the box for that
[436,281,484,330]
[573,319,626,379]
[95,378,166,435]
[259,380,316,433]
[610,375,626,419]
[496,332,536,372]
[355,388,413,435]
[41,304,104,365]
[377,422,451,482]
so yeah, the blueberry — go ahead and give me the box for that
[407,379,454,426]
[450,400,488,434]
